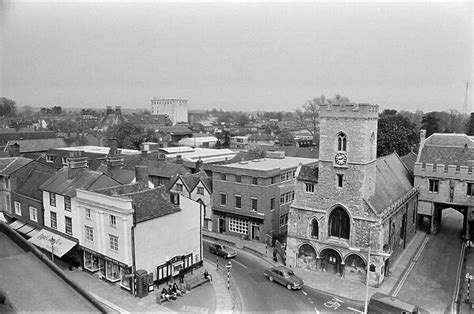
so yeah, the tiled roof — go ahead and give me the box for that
[297,165,319,182]
[419,133,474,167]
[400,151,417,175]
[7,138,68,153]
[39,167,121,197]
[96,164,135,184]
[147,161,190,178]
[16,169,55,200]
[368,153,413,214]
[0,157,32,175]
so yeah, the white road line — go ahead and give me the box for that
[413,236,429,261]
[232,259,248,269]
[314,307,320,314]
[452,242,466,313]
[347,307,363,313]
[302,290,308,295]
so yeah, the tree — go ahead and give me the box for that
[278,129,296,146]
[421,112,441,137]
[105,122,148,150]
[377,110,419,157]
[0,97,16,116]
[236,114,250,127]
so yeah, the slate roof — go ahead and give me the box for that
[400,151,417,175]
[16,169,55,200]
[147,161,190,178]
[297,165,319,183]
[39,167,121,197]
[6,138,68,153]
[158,126,193,135]
[0,157,32,175]
[173,170,212,193]
[419,133,474,168]
[96,164,135,185]
[367,153,413,214]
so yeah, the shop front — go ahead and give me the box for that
[156,253,195,285]
[81,247,133,292]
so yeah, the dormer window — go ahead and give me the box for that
[337,133,347,152]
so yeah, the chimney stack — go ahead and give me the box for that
[420,129,426,143]
[8,143,20,157]
[195,158,203,172]
[106,106,113,115]
[157,152,166,165]
[108,138,118,156]
[68,150,88,179]
[135,165,148,188]
[176,155,183,164]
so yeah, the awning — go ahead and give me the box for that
[16,223,37,237]
[9,220,26,230]
[28,229,77,258]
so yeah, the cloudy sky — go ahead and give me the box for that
[0,1,472,112]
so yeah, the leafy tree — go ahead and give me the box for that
[421,112,441,137]
[51,106,62,115]
[105,122,148,150]
[236,114,250,127]
[377,110,419,157]
[0,97,16,116]
[278,129,296,146]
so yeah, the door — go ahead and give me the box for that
[251,224,260,241]
[219,217,226,233]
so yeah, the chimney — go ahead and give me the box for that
[8,143,20,157]
[176,155,183,164]
[68,150,88,179]
[135,165,148,188]
[108,138,118,155]
[106,106,113,115]
[157,153,166,165]
[195,158,203,172]
[142,150,148,158]
[107,145,124,171]
[420,129,426,143]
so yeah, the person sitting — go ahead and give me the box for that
[204,269,212,282]
[172,283,184,296]
[168,285,178,298]
[161,288,171,302]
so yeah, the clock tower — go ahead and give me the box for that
[318,102,378,202]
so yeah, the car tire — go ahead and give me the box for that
[269,276,273,282]
[286,284,292,290]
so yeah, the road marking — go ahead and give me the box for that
[452,242,466,313]
[232,259,248,269]
[347,306,363,313]
[89,292,130,314]
[302,290,308,295]
[413,236,429,262]
[314,307,320,314]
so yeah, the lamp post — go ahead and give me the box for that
[49,237,56,263]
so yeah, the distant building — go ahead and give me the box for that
[99,106,125,131]
[151,98,188,125]
[230,136,249,149]
[178,135,218,148]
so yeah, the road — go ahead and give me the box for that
[204,240,363,313]
[395,208,464,312]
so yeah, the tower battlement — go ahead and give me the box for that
[319,103,379,119]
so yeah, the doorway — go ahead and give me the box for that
[251,223,260,241]
[219,217,226,233]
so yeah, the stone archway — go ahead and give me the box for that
[344,253,366,283]
[320,248,342,275]
[297,244,317,271]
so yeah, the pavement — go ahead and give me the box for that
[460,244,474,313]
[54,228,433,313]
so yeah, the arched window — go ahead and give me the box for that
[328,207,350,239]
[337,133,347,151]
[310,219,319,238]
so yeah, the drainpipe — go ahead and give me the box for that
[131,206,137,297]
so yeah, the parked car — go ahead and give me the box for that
[263,266,304,290]
[208,243,237,258]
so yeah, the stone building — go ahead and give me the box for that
[287,102,418,287]
[151,98,188,125]
[415,132,474,238]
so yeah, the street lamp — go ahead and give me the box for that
[49,237,56,263]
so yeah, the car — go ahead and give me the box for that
[208,243,237,258]
[264,266,304,290]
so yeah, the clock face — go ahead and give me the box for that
[335,153,347,165]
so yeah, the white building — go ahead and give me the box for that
[178,136,218,148]
[151,98,188,125]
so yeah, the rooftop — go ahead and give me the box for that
[218,156,317,171]
[55,146,141,156]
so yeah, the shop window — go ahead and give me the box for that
[328,207,350,240]
[305,183,314,193]
[14,201,21,216]
[50,212,57,229]
[106,260,121,282]
[65,216,73,235]
[84,251,99,272]
[229,217,248,234]
[429,179,439,193]
[65,196,71,211]
[120,268,132,290]
[29,206,38,222]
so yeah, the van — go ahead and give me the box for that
[368,292,419,313]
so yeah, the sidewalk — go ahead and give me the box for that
[460,245,474,313]
[203,229,428,302]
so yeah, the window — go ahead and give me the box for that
[429,179,439,193]
[46,155,54,163]
[64,196,71,211]
[109,235,119,251]
[170,193,180,205]
[337,133,347,151]
[220,193,227,206]
[252,177,258,185]
[235,175,241,183]
[328,207,350,239]
[197,187,204,195]
[279,214,288,227]
[235,195,242,209]
[280,171,293,182]
[5,178,9,189]
[85,226,94,242]
[251,198,258,211]
[84,251,99,271]
[271,177,275,184]
[62,157,68,165]
[229,217,248,234]
[14,201,21,215]
[65,216,72,235]
[5,194,10,213]
[337,174,344,188]
[110,215,117,226]
[85,208,91,219]
[270,198,275,211]
[311,219,319,238]
[305,183,314,193]
[280,191,295,205]
[29,206,38,222]
[468,183,474,196]
[176,183,183,192]
[50,212,57,229]
[49,192,56,207]
[220,174,226,181]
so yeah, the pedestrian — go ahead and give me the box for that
[273,250,278,263]
[179,269,184,283]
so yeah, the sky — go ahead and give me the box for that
[0,1,472,113]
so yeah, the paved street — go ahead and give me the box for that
[395,208,464,312]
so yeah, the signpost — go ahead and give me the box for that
[225,261,232,290]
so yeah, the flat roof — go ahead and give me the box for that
[55,146,141,155]
[218,156,317,171]
[162,147,237,162]
[0,231,102,312]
